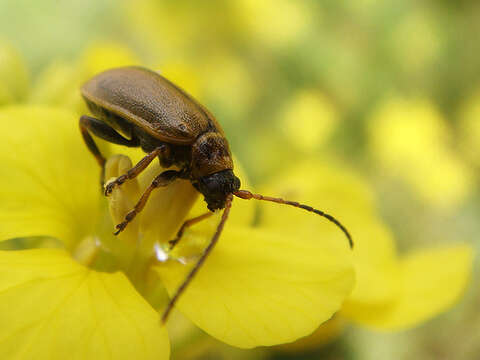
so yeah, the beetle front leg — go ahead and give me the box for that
[104,144,170,196]
[114,170,180,235]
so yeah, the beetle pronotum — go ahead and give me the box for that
[79,66,353,323]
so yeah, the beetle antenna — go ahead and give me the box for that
[233,190,353,249]
[161,194,233,323]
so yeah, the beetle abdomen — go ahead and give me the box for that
[81,67,212,145]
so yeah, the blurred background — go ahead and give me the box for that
[0,0,479,359]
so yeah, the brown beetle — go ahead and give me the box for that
[79,66,352,322]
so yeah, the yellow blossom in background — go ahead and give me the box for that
[236,0,312,49]
[124,1,240,59]
[81,42,141,76]
[367,98,475,210]
[157,62,203,100]
[280,90,338,152]
[30,42,141,113]
[458,90,480,167]
[198,52,256,117]
[0,40,29,105]
[0,105,355,358]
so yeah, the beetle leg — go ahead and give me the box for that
[168,212,213,250]
[113,170,180,235]
[79,115,139,185]
[162,194,233,323]
[104,145,169,196]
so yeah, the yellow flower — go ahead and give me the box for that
[280,90,338,152]
[263,160,473,351]
[0,105,354,358]
[236,0,312,49]
[30,42,141,113]
[367,98,475,210]
[0,40,29,105]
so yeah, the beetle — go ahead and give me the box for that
[79,66,353,323]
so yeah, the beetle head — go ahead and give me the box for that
[194,169,241,211]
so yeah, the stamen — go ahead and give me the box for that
[72,236,102,266]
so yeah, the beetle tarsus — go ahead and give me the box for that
[113,170,180,235]
[114,223,126,236]
[104,146,168,197]
[104,175,127,196]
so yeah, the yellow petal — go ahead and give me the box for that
[274,316,346,353]
[0,249,169,360]
[155,226,354,348]
[346,218,400,306]
[0,106,101,248]
[258,160,377,234]
[343,244,474,330]
[259,160,399,305]
[104,155,142,242]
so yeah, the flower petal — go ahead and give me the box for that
[344,217,400,306]
[259,160,400,305]
[343,244,474,330]
[0,249,169,359]
[155,226,354,348]
[273,316,345,353]
[0,106,101,248]
[258,160,378,234]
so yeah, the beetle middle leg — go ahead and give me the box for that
[104,144,170,196]
[79,115,139,185]
[114,170,180,235]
